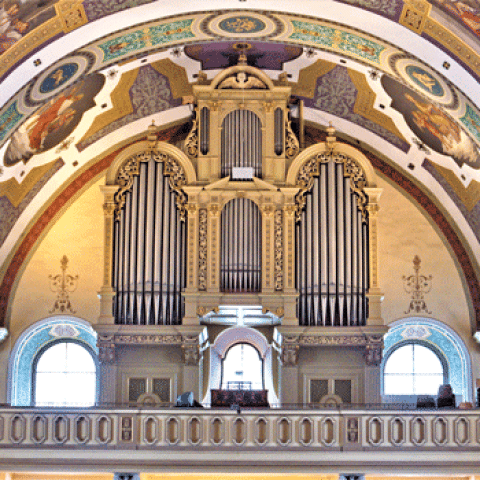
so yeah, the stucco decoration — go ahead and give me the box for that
[8,316,98,406]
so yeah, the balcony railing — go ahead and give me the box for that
[0,405,480,472]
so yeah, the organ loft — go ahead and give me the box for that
[95,56,387,407]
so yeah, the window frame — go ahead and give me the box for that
[382,339,448,397]
[31,338,99,407]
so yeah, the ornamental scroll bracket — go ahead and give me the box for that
[294,151,369,222]
[185,114,199,160]
[113,151,188,221]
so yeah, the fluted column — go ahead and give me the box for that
[364,187,384,326]
[98,185,119,324]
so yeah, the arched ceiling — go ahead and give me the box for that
[1,0,480,328]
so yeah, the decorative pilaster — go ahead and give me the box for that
[262,204,275,293]
[98,185,119,324]
[274,208,283,291]
[282,203,296,292]
[207,203,221,292]
[364,187,384,326]
[186,203,199,292]
[198,208,208,291]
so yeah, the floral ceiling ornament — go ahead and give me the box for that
[403,255,432,314]
[49,255,79,313]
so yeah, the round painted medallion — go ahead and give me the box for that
[405,65,444,97]
[26,52,96,106]
[39,63,79,94]
[218,16,266,34]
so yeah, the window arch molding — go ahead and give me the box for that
[8,316,98,406]
[382,318,473,402]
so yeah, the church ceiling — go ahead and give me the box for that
[1,0,480,326]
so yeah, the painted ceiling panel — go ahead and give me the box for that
[1,1,480,329]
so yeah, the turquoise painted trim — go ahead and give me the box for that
[8,316,98,406]
[382,318,472,402]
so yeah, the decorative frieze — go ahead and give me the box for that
[114,334,183,345]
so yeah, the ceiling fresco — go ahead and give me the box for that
[1,1,480,327]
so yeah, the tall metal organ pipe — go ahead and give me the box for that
[112,158,186,325]
[220,198,262,293]
[296,161,369,326]
[221,109,262,178]
[200,107,210,155]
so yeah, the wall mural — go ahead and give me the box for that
[381,75,480,169]
[3,72,104,166]
[0,0,58,54]
[432,0,480,38]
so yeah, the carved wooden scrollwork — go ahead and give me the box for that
[294,152,368,221]
[285,118,299,160]
[114,151,188,220]
[185,118,199,159]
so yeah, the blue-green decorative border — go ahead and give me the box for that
[8,316,98,406]
[382,318,472,402]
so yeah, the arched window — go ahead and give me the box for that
[221,343,263,390]
[34,341,97,407]
[383,343,445,395]
[382,318,473,402]
[9,317,98,406]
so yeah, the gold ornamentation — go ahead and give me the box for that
[55,1,88,33]
[185,117,199,159]
[114,151,187,220]
[218,71,266,90]
[274,209,283,291]
[285,118,299,160]
[198,208,208,291]
[49,255,78,314]
[294,152,368,221]
[399,0,431,34]
[403,255,432,314]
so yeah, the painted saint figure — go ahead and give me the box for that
[4,84,84,166]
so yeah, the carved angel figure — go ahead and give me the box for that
[218,71,266,89]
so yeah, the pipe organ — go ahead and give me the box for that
[111,153,186,326]
[296,159,369,327]
[100,57,383,332]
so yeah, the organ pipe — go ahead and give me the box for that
[200,107,210,155]
[296,161,369,326]
[274,108,284,155]
[220,198,262,293]
[221,109,262,178]
[112,158,186,325]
